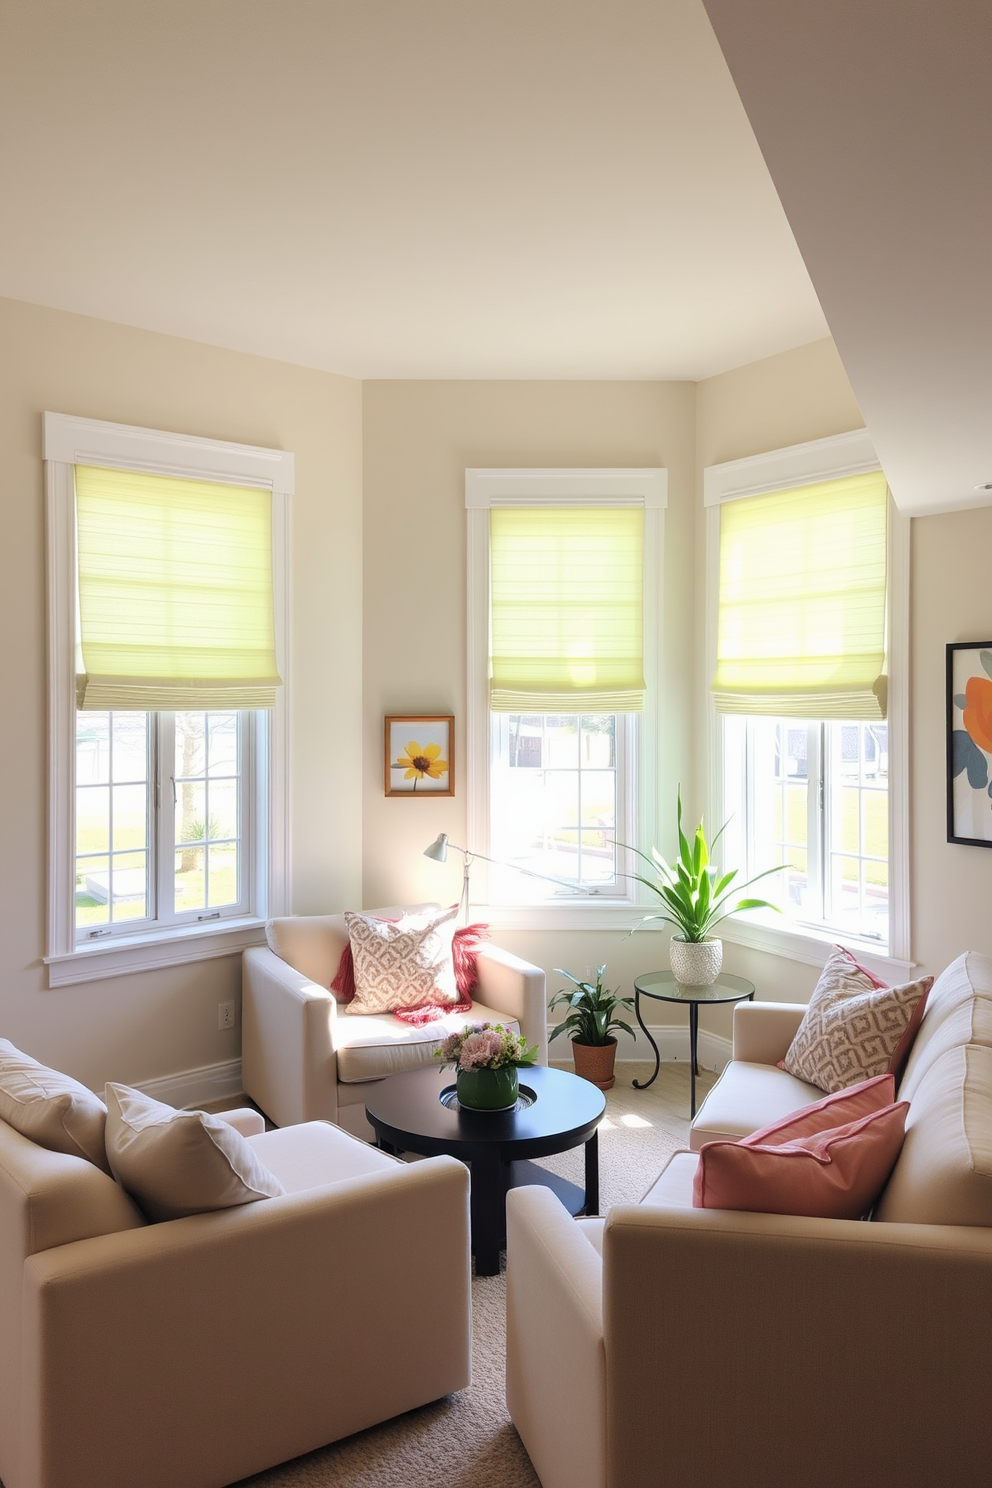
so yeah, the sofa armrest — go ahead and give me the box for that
[505,1187,605,1488]
[731,999,807,1064]
[242,944,339,1127]
[475,944,548,1064]
[604,1204,992,1488]
[214,1106,266,1138]
[22,1156,471,1488]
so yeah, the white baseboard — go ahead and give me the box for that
[134,1058,243,1110]
[550,1023,732,1073]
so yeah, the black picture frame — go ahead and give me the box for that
[946,641,992,847]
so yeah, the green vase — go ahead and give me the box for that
[456,1066,519,1111]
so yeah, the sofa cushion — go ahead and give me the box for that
[345,906,460,1015]
[874,1043,992,1226]
[334,1000,520,1083]
[0,1040,111,1174]
[247,1121,399,1193]
[689,1060,824,1150]
[640,1150,698,1207]
[898,951,992,1103]
[783,947,932,1093]
[105,1084,285,1222]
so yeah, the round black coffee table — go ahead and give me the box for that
[365,1065,606,1275]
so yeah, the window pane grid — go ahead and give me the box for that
[734,716,888,944]
[173,713,242,914]
[491,714,623,897]
[75,712,150,932]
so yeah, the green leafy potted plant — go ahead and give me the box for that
[549,966,635,1091]
[623,788,783,986]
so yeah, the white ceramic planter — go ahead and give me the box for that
[669,936,723,987]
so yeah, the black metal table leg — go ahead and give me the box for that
[632,985,661,1090]
[689,1001,699,1118]
[469,1150,504,1276]
[582,1129,600,1216]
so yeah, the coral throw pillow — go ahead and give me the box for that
[344,905,461,1016]
[782,946,932,1093]
[694,1079,909,1219]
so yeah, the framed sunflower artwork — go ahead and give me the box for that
[947,642,992,846]
[384,715,455,796]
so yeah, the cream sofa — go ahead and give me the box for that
[0,1105,471,1488]
[506,951,992,1488]
[243,904,547,1136]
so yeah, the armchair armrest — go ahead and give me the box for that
[731,999,807,1064]
[242,944,338,1127]
[22,1156,471,1488]
[605,1204,992,1488]
[505,1187,605,1488]
[475,944,548,1064]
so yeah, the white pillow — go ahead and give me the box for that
[104,1083,284,1222]
[344,905,459,1015]
[0,1038,111,1173]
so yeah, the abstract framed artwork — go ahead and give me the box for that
[384,715,454,796]
[947,643,992,846]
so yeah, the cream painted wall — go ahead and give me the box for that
[910,506,992,974]
[0,296,363,1090]
[361,380,699,1041]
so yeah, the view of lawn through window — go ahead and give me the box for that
[75,711,241,932]
[490,713,623,895]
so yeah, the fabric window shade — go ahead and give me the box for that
[74,464,281,711]
[490,506,645,712]
[712,471,888,720]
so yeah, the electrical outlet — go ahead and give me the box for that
[218,1000,236,1031]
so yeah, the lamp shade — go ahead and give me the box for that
[423,833,449,862]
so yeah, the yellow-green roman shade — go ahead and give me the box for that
[74,464,281,711]
[712,470,888,719]
[489,505,645,712]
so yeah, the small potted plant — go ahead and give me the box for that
[549,966,635,1091]
[435,1022,539,1110]
[623,787,783,986]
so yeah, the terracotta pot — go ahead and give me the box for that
[669,936,723,987]
[571,1036,617,1091]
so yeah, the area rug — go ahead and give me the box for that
[235,1062,712,1488]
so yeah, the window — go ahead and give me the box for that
[705,431,909,969]
[45,413,292,985]
[466,468,666,922]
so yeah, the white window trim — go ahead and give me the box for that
[703,429,912,976]
[466,467,667,930]
[44,412,293,987]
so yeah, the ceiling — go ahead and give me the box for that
[0,0,827,381]
[702,0,992,517]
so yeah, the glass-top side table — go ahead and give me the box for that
[632,971,756,1118]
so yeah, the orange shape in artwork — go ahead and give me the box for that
[964,675,992,753]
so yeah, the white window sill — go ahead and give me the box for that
[719,912,915,982]
[45,917,267,987]
[472,899,660,932]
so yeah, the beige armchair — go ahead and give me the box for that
[2,1107,471,1488]
[242,904,547,1136]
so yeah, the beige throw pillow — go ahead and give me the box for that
[0,1039,111,1173]
[344,905,459,1015]
[783,947,932,1094]
[104,1083,284,1222]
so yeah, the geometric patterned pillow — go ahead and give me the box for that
[343,905,460,1016]
[783,946,933,1094]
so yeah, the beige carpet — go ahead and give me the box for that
[235,1061,713,1488]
